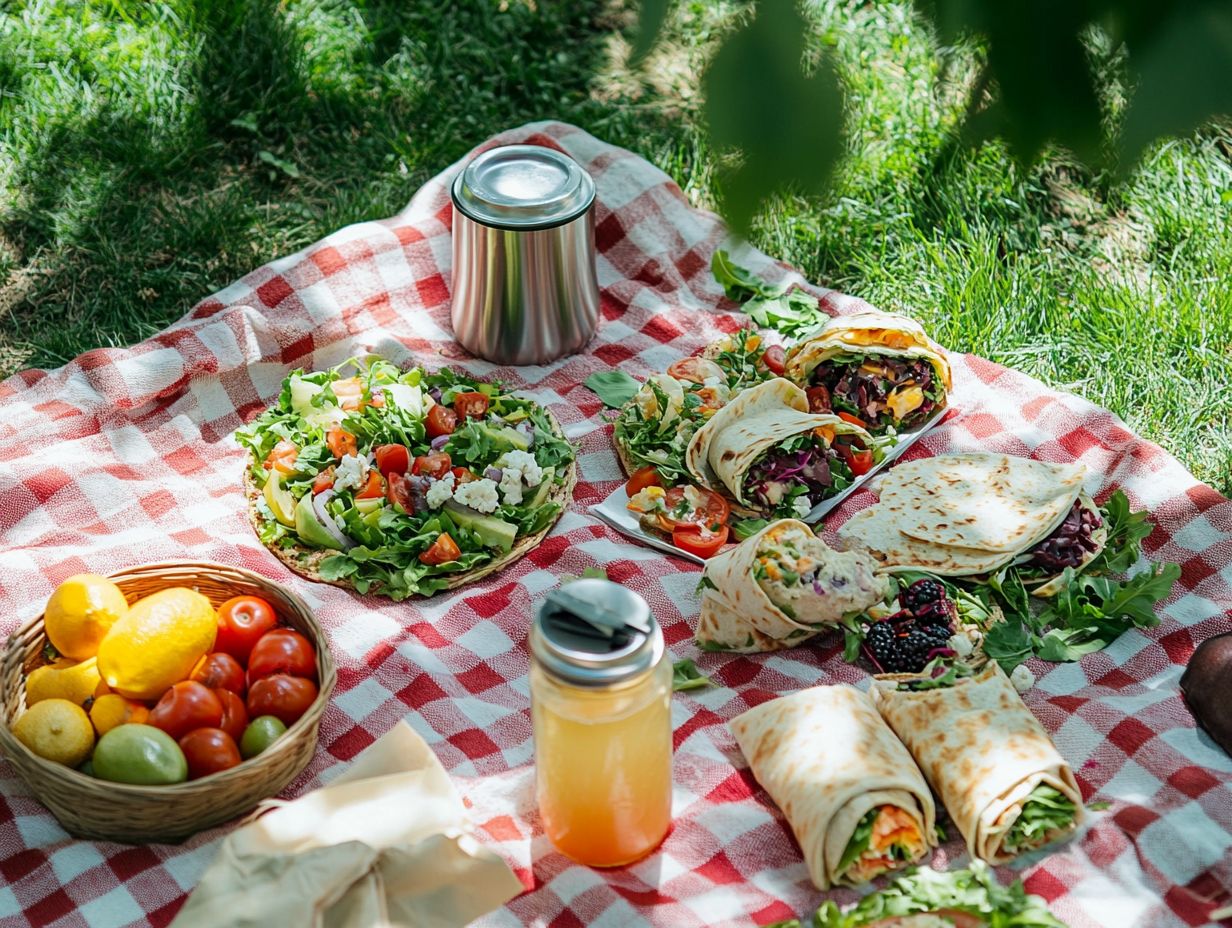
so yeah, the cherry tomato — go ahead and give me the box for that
[672,524,730,558]
[761,345,786,375]
[412,452,452,479]
[666,357,719,384]
[179,728,242,780]
[326,427,358,459]
[247,674,318,727]
[419,533,462,565]
[451,466,477,485]
[386,472,414,512]
[695,385,727,414]
[263,439,298,474]
[355,468,385,500]
[453,391,489,419]
[656,486,731,534]
[425,403,457,438]
[148,681,224,741]
[215,595,279,664]
[312,466,336,495]
[837,411,867,429]
[806,385,832,414]
[247,629,318,685]
[190,652,246,696]
[373,444,410,476]
[625,465,663,497]
[217,688,249,743]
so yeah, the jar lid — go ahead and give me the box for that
[531,580,662,688]
[451,144,596,231]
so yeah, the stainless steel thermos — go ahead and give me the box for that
[450,145,601,366]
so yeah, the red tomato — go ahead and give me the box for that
[625,465,663,497]
[412,452,451,479]
[656,486,731,534]
[216,596,279,664]
[836,441,875,476]
[452,391,489,419]
[806,385,832,414]
[216,689,249,743]
[666,357,716,384]
[190,652,246,696]
[263,439,298,474]
[837,411,867,429]
[451,466,477,485]
[373,444,410,476]
[179,728,242,780]
[247,674,318,727]
[672,524,729,558]
[247,629,317,685]
[425,403,457,438]
[761,345,786,375]
[355,469,385,500]
[148,681,224,741]
[419,533,461,565]
[312,466,336,495]
[386,472,414,512]
[326,427,358,459]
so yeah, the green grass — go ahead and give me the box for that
[1,1,1230,493]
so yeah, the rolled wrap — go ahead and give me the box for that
[731,685,936,890]
[871,663,1084,864]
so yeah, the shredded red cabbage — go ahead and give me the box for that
[1030,499,1103,570]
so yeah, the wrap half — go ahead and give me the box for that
[731,685,936,890]
[871,663,1084,864]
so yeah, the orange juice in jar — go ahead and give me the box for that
[530,581,673,867]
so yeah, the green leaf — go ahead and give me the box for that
[585,371,641,409]
[318,555,358,581]
[709,251,826,338]
[837,808,878,874]
[1002,784,1077,853]
[1088,490,1154,575]
[982,614,1035,673]
[258,149,300,178]
[630,0,670,66]
[732,518,769,541]
[671,658,714,692]
[711,249,783,302]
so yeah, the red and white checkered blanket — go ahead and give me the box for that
[1,121,1229,928]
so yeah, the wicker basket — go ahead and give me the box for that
[0,561,336,844]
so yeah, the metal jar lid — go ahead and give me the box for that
[451,144,596,231]
[531,579,663,688]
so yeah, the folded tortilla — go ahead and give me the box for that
[731,685,936,890]
[695,519,887,652]
[871,663,1083,865]
[838,506,1016,577]
[685,378,869,511]
[1024,493,1108,597]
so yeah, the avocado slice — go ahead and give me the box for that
[443,500,517,554]
[355,497,383,515]
[263,473,297,527]
[294,493,345,550]
[526,466,556,510]
[478,422,532,452]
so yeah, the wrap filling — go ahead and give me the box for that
[806,352,944,432]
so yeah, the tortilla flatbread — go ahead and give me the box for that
[838,506,1016,577]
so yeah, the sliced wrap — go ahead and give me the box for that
[871,663,1084,864]
[731,685,936,890]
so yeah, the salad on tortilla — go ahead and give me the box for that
[237,357,576,599]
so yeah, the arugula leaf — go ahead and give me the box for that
[711,249,784,302]
[585,371,642,409]
[987,564,1034,629]
[671,659,714,692]
[710,250,827,338]
[982,615,1036,673]
[837,808,878,874]
[732,518,769,541]
[1089,489,1156,575]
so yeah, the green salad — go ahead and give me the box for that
[1001,784,1078,854]
[236,358,575,599]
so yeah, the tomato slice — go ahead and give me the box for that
[373,443,410,476]
[666,357,722,384]
[425,403,457,438]
[326,427,358,459]
[761,345,786,375]
[419,532,462,565]
[453,391,490,419]
[673,524,729,558]
[625,465,663,497]
[412,452,452,479]
[386,472,414,512]
[451,466,477,484]
[836,442,875,476]
[312,466,335,495]
[656,485,731,534]
[806,385,832,414]
[355,469,385,499]
[263,439,299,474]
[837,411,867,429]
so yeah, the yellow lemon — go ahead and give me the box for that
[13,699,95,767]
[88,693,150,736]
[25,657,102,707]
[44,574,128,661]
[96,587,217,701]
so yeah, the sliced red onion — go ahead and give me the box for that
[428,387,443,402]
[430,434,451,450]
[484,466,503,482]
[312,489,356,550]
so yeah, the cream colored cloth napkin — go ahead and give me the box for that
[171,721,523,928]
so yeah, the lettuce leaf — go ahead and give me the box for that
[837,808,879,875]
[1002,784,1077,854]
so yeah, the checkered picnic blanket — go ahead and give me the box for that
[0,120,1229,928]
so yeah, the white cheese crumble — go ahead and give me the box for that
[948,634,974,658]
[791,496,812,518]
[454,477,499,514]
[499,450,543,487]
[1010,663,1035,693]
[425,472,455,509]
[333,453,366,492]
[499,470,524,505]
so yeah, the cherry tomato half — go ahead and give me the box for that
[355,469,385,500]
[412,452,451,479]
[761,345,786,375]
[625,465,663,497]
[326,427,358,459]
[373,444,410,477]
[453,391,490,419]
[386,472,414,513]
[179,728,242,780]
[805,385,832,414]
[836,411,867,429]
[656,486,731,534]
[312,466,336,495]
[419,533,461,565]
[451,466,477,485]
[148,681,224,741]
[191,652,246,696]
[672,524,730,558]
[836,442,875,476]
[425,403,457,438]
[217,688,249,743]
[215,595,279,664]
[247,674,318,728]
[247,629,318,685]
[263,439,298,474]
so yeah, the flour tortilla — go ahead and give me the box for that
[731,685,936,890]
[244,408,577,598]
[871,663,1083,865]
[838,506,1016,577]
[686,378,870,510]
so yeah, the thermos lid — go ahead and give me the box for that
[531,580,663,687]
[451,144,596,231]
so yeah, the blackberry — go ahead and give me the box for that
[913,597,957,627]
[865,614,953,674]
[901,578,947,612]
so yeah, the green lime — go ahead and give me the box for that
[92,724,188,785]
[240,715,287,759]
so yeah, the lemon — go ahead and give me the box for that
[97,588,217,701]
[25,657,102,706]
[13,699,95,767]
[44,574,128,661]
[89,693,150,736]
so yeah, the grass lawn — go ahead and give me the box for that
[1,1,1229,493]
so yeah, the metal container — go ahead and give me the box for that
[450,144,601,366]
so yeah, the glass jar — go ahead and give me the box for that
[530,580,673,868]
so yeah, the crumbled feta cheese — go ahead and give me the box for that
[627,486,667,513]
[948,634,974,658]
[425,472,455,509]
[499,450,543,487]
[499,469,524,505]
[1010,664,1035,693]
[454,477,499,514]
[333,454,366,492]
[791,496,813,518]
